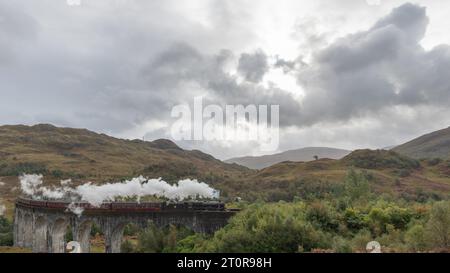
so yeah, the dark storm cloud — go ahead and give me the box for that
[294,3,450,126]
[0,1,257,136]
[136,42,301,128]
[237,50,269,83]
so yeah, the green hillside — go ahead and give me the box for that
[393,127,450,159]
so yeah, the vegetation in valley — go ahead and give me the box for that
[121,170,450,253]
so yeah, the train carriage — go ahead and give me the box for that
[15,197,227,212]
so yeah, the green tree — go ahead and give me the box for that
[136,223,165,253]
[343,169,371,205]
[0,216,13,246]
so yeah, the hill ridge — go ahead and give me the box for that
[225,147,351,169]
[393,126,450,159]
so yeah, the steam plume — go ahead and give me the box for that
[18,174,220,213]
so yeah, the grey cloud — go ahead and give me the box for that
[274,56,297,73]
[0,0,257,138]
[137,43,301,128]
[237,50,269,83]
[295,3,450,126]
[372,3,428,42]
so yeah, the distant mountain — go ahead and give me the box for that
[393,127,450,159]
[382,145,397,150]
[225,147,352,169]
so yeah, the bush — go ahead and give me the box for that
[344,208,366,231]
[0,232,13,246]
[405,224,427,252]
[0,217,13,246]
[121,240,135,253]
[350,229,373,252]
[428,158,442,166]
[123,223,140,236]
[0,162,48,176]
[425,201,450,249]
[343,150,420,170]
[136,223,165,253]
[201,203,331,253]
[397,169,411,178]
[136,223,194,253]
[332,236,352,253]
[306,202,339,232]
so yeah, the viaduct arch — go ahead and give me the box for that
[13,197,236,253]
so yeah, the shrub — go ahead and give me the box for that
[332,236,352,253]
[121,240,135,253]
[136,223,194,253]
[428,158,442,166]
[425,201,450,249]
[0,162,48,176]
[0,217,13,246]
[350,229,373,252]
[397,169,411,177]
[201,203,331,253]
[344,208,366,231]
[0,232,13,246]
[306,202,339,232]
[123,223,140,236]
[343,149,420,170]
[405,224,427,252]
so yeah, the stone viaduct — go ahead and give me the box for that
[13,197,236,253]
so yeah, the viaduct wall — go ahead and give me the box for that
[14,198,236,253]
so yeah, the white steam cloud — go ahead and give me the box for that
[75,176,219,206]
[18,174,220,215]
[19,174,67,200]
[66,202,84,217]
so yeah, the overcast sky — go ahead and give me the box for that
[1,0,450,159]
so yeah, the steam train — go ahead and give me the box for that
[16,197,226,212]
